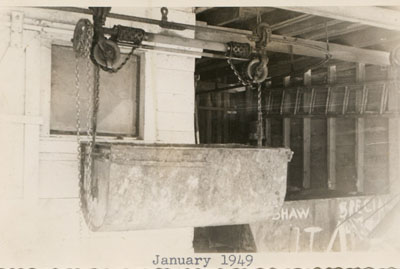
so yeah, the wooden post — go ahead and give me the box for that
[327,65,337,190]
[223,93,230,143]
[206,93,213,143]
[216,92,223,143]
[388,66,399,193]
[303,70,311,189]
[264,82,271,146]
[355,63,365,192]
[246,86,253,142]
[24,31,41,202]
[283,76,291,148]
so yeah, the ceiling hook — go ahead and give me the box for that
[161,7,168,22]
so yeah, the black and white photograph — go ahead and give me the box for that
[0,1,400,268]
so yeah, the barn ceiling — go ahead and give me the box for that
[195,7,400,83]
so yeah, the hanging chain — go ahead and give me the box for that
[75,57,82,198]
[95,45,136,73]
[84,55,94,200]
[257,83,263,147]
[72,18,97,230]
[227,58,252,87]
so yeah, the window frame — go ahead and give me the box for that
[41,39,145,143]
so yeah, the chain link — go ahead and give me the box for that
[75,57,82,195]
[96,45,136,73]
[73,19,97,231]
[257,83,263,147]
[226,43,264,146]
[226,57,252,87]
[84,54,93,202]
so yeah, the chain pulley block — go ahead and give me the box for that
[247,55,269,84]
[246,22,271,84]
[93,39,121,68]
[226,41,252,59]
[109,25,146,45]
[72,19,94,58]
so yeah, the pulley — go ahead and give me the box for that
[247,56,269,84]
[72,19,94,58]
[93,39,121,69]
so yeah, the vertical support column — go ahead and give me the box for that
[327,66,337,190]
[40,36,52,136]
[206,93,212,143]
[246,86,253,142]
[141,52,157,142]
[223,93,230,143]
[388,66,399,193]
[283,76,291,148]
[355,63,365,193]
[303,70,311,189]
[216,92,222,143]
[24,31,41,202]
[264,82,271,146]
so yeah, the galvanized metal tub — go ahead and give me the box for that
[81,143,292,231]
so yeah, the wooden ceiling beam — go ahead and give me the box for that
[302,22,369,40]
[195,26,390,66]
[280,6,400,31]
[338,28,400,48]
[278,19,342,37]
[195,7,214,14]
[271,14,314,31]
[197,7,275,26]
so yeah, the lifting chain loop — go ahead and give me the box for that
[257,83,263,147]
[226,42,252,87]
[92,26,145,73]
[72,17,98,227]
[94,45,136,73]
[247,22,270,84]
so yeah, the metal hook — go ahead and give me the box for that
[161,7,168,21]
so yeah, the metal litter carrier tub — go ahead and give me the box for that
[81,143,292,231]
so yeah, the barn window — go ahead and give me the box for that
[50,45,140,137]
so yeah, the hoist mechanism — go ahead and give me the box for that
[72,7,291,232]
[72,6,270,82]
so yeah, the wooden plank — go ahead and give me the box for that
[198,7,241,26]
[40,36,52,136]
[0,114,43,125]
[337,28,400,49]
[216,92,223,143]
[283,76,291,148]
[206,94,212,143]
[198,7,276,26]
[265,118,272,147]
[264,83,271,147]
[281,6,400,31]
[24,31,41,201]
[223,93,230,143]
[302,22,368,41]
[327,65,337,190]
[387,67,399,193]
[195,7,214,14]
[267,35,390,66]
[246,87,253,143]
[303,70,311,189]
[278,19,342,37]
[355,63,365,192]
[271,14,314,31]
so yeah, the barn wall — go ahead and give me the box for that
[0,7,197,265]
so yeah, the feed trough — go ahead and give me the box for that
[80,143,292,231]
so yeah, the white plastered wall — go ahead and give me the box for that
[0,7,197,266]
